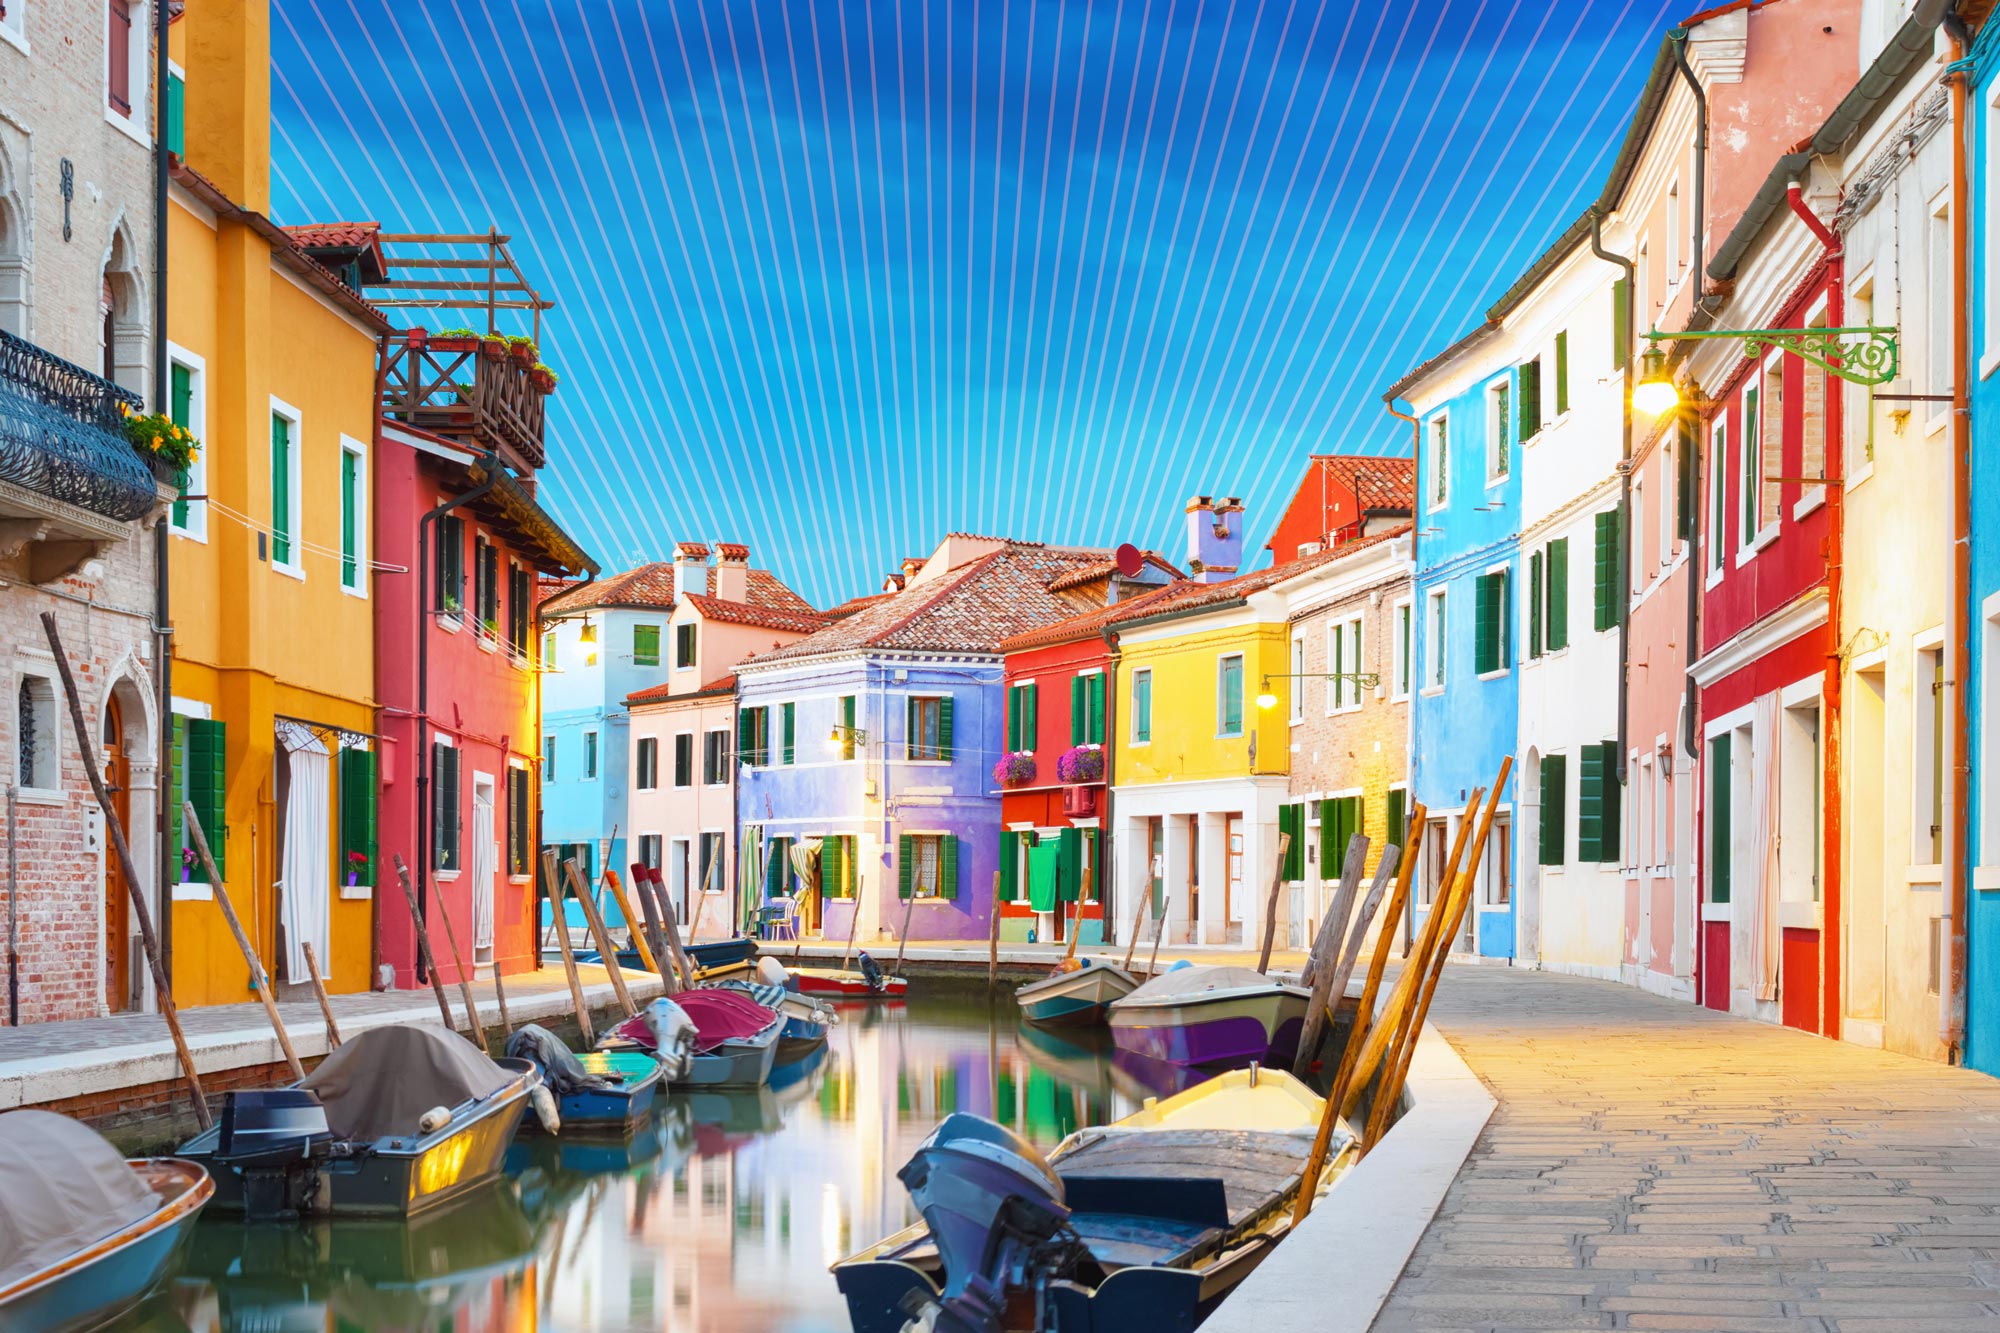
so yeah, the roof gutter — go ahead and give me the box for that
[1590,210,1638,797]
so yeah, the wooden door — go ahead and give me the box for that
[102,697,129,1011]
[1226,816,1244,928]
[1184,816,1200,942]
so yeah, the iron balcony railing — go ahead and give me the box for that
[0,328,157,522]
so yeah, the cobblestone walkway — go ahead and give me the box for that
[1375,967,2000,1332]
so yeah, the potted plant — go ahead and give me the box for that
[430,326,481,354]
[403,326,428,351]
[507,335,537,366]
[993,752,1038,786]
[480,335,508,362]
[121,404,199,491]
[1055,745,1104,784]
[530,363,559,394]
[344,850,370,888]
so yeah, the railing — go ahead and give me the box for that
[0,328,156,522]
[380,338,547,470]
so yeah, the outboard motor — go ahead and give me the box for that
[644,998,700,1081]
[859,951,887,994]
[212,1089,335,1220]
[895,1114,1087,1333]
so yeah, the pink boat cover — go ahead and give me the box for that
[616,990,775,1053]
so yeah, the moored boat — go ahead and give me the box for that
[707,978,835,1064]
[833,1066,1355,1333]
[606,989,785,1088]
[506,1025,664,1137]
[1015,958,1138,1028]
[178,1023,537,1218]
[792,951,908,999]
[1107,965,1310,1067]
[0,1111,215,1332]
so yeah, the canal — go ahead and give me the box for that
[122,987,1202,1332]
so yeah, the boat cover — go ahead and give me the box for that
[505,1025,610,1097]
[1118,965,1288,1005]
[671,990,779,1052]
[0,1110,154,1287]
[300,1024,510,1141]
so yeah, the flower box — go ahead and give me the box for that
[530,367,557,394]
[480,337,508,361]
[403,327,428,350]
[1055,745,1104,784]
[508,341,535,366]
[993,752,1037,786]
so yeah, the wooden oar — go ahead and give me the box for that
[181,800,303,1082]
[1121,881,1151,972]
[987,872,1002,988]
[41,615,210,1127]
[1294,833,1369,1073]
[652,870,695,990]
[1325,802,1426,1117]
[394,855,464,1038]
[540,850,595,1047]
[428,872,488,1051]
[893,865,920,977]
[1146,892,1173,977]
[565,858,636,1019]
[300,940,342,1049]
[840,864,866,972]
[1256,831,1293,973]
[604,868,660,976]
[1058,894,1084,972]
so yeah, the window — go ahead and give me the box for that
[1330,615,1364,711]
[1577,741,1620,864]
[506,765,531,877]
[1216,655,1244,737]
[1486,378,1511,482]
[507,565,532,658]
[1070,673,1106,746]
[1612,275,1632,369]
[1421,818,1449,906]
[1664,181,1680,277]
[906,695,953,761]
[638,834,663,874]
[1473,569,1508,675]
[1484,814,1512,905]
[1741,377,1763,546]
[1131,669,1153,743]
[1652,754,1669,867]
[1427,412,1449,508]
[1846,278,1876,474]
[1517,357,1542,443]
[543,630,556,667]
[699,832,725,896]
[673,732,694,788]
[1931,198,1952,404]
[1708,735,1731,903]
[1659,442,1675,565]
[15,675,55,792]
[1289,639,1305,722]
[582,729,599,780]
[1593,510,1621,632]
[1631,479,1645,595]
[675,622,697,669]
[1801,309,1828,493]
[474,537,499,634]
[1757,358,1783,533]
[165,61,184,156]
[1989,85,2000,360]
[1539,754,1567,866]
[108,0,133,114]
[436,513,464,617]
[269,401,302,573]
[837,694,858,760]
[1986,607,2000,870]
[1391,601,1412,700]
[636,737,659,791]
[1709,415,1730,574]
[703,728,730,784]
[432,740,461,873]
[339,438,366,592]
[1553,330,1569,416]
[780,700,796,764]
[169,714,227,885]
[898,832,960,900]
[1634,757,1649,871]
[542,734,556,782]
[1007,681,1039,752]
[633,624,661,667]
[167,348,207,538]
[1917,645,1946,865]
[737,706,771,767]
[1426,589,1447,689]
[1780,698,1822,904]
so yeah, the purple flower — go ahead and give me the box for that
[993,752,1037,785]
[1055,745,1104,784]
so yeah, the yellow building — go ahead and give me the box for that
[1110,557,1315,948]
[163,0,387,1003]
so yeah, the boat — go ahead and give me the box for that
[1107,965,1311,1067]
[792,951,908,999]
[178,1023,538,1218]
[605,990,784,1089]
[575,934,761,981]
[834,1065,1355,1333]
[0,1111,215,1332]
[707,978,834,1064]
[1015,957,1139,1028]
[506,1024,665,1137]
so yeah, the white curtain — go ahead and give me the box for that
[1748,694,1783,1003]
[278,727,331,986]
[472,783,496,951]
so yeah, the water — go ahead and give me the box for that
[125,988,1193,1333]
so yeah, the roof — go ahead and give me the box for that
[999,579,1198,653]
[627,673,737,707]
[1044,549,1183,593]
[822,591,896,621]
[741,543,1122,667]
[539,561,815,618]
[1316,454,1416,513]
[679,593,828,635]
[281,221,388,284]
[1100,524,1413,639]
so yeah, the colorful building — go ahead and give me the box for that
[620,542,825,938]
[1263,455,1419,565]
[1968,5,2000,1075]
[163,0,391,1005]
[0,0,176,1021]
[733,536,1139,947]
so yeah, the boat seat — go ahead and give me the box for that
[1059,1174,1230,1230]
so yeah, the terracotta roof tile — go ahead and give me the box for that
[1315,454,1416,514]
[715,542,750,561]
[539,561,815,617]
[281,221,381,250]
[1000,579,1199,652]
[679,593,827,634]
[1044,549,1183,593]
[627,673,737,706]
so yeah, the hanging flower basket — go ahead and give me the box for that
[507,336,537,366]
[993,752,1038,786]
[480,337,508,361]
[123,405,198,494]
[530,365,558,394]
[431,327,480,355]
[1056,745,1104,784]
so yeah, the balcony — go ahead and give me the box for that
[381,334,548,472]
[0,328,162,582]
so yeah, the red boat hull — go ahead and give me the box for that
[792,969,908,998]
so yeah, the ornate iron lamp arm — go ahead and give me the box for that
[1644,326,1898,386]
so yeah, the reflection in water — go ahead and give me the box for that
[124,988,1151,1333]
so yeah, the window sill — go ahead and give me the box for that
[0,23,28,57]
[476,636,498,654]
[106,106,150,150]
[340,581,368,600]
[1981,346,2000,381]
[170,522,209,544]
[509,874,534,886]
[438,614,463,633]
[1476,668,1510,682]
[1420,685,1445,698]
[434,870,461,882]
[1215,733,1245,742]
[1701,901,1731,921]
[13,787,64,808]
[172,882,215,902]
[337,884,372,902]
[1778,899,1821,930]
[1906,864,1945,887]
[1976,866,2000,892]
[1735,528,1779,567]
[272,561,306,583]
[1793,486,1827,521]
[1485,472,1509,491]
[1705,566,1725,592]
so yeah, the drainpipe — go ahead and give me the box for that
[1386,398,1420,951]
[413,456,502,982]
[1944,14,1972,1058]
[1787,177,1845,1038]
[1669,25,1710,766]
[1590,211,1638,811]
[151,0,174,996]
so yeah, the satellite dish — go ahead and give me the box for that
[1114,543,1145,577]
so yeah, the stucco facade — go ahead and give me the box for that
[1969,8,2000,1077]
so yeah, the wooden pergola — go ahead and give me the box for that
[370,229,555,345]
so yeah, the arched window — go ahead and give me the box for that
[18,678,39,789]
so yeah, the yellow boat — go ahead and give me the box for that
[834,1066,1355,1333]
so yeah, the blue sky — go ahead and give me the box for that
[272,0,1675,608]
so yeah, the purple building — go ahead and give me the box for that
[734,535,1141,944]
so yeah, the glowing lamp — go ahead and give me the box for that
[1632,346,1680,415]
[1255,678,1279,711]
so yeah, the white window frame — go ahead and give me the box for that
[1130,667,1153,745]
[431,732,459,881]
[672,729,696,789]
[580,727,598,782]
[1928,190,1953,432]
[1424,587,1448,694]
[1664,179,1681,282]
[11,664,62,802]
[1707,411,1729,586]
[1914,630,1947,872]
[268,395,305,580]
[104,0,152,147]
[1390,597,1413,701]
[703,727,730,786]
[1484,376,1511,485]
[339,433,368,598]
[166,342,208,542]
[635,735,659,792]
[0,0,28,55]
[541,733,556,783]
[1289,635,1305,724]
[1982,592,2000,889]
[1328,614,1364,714]
[1631,476,1646,595]
[1846,270,1878,486]
[1426,410,1450,511]
[1658,438,1675,566]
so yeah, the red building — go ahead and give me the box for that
[1262,454,1414,565]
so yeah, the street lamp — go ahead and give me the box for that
[1637,324,1899,415]
[827,724,867,752]
[1256,671,1381,710]
[1633,345,1680,415]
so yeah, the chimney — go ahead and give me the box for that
[713,542,750,603]
[672,541,711,603]
[1186,495,1244,584]
[901,556,924,585]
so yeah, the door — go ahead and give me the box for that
[1185,816,1201,943]
[472,776,496,963]
[1225,816,1245,931]
[102,697,130,1011]
[1146,817,1165,916]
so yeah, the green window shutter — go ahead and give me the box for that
[1070,675,1085,746]
[766,837,786,897]
[270,413,291,565]
[1278,804,1298,880]
[1612,277,1632,369]
[1024,683,1038,751]
[1134,672,1151,743]
[940,834,959,900]
[1709,735,1732,904]
[1598,742,1622,863]
[1000,831,1020,903]
[1593,510,1621,632]
[1058,828,1082,903]
[1528,550,1544,659]
[937,696,955,761]
[906,697,918,756]
[188,718,227,880]
[1087,674,1106,745]
[166,69,185,157]
[1518,361,1540,442]
[1547,538,1570,651]
[1007,686,1021,752]
[1473,572,1500,675]
[1386,787,1407,853]
[898,835,915,899]
[169,363,193,527]
[1343,796,1362,857]
[841,694,858,761]
[1539,755,1567,866]
[168,715,187,882]
[339,747,377,889]
[633,625,660,667]
[1554,331,1570,416]
[1677,425,1698,539]
[1318,798,1337,867]
[738,708,757,766]
[340,450,358,588]
[1577,744,1607,863]
[781,702,796,766]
